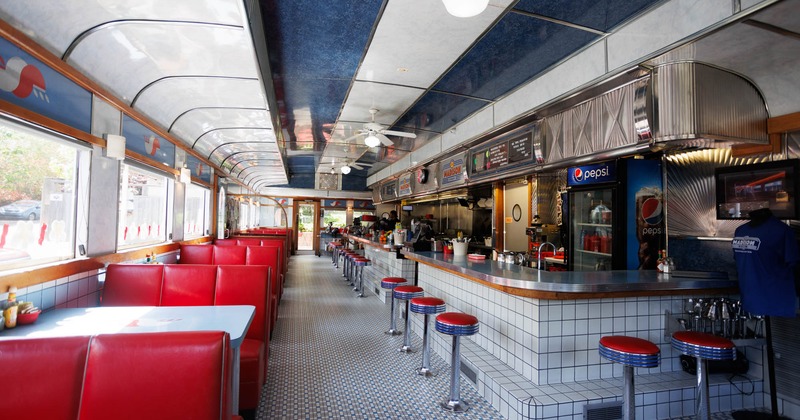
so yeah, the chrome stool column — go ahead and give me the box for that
[393,285,424,352]
[380,277,407,335]
[410,296,446,376]
[671,331,737,420]
[598,336,661,420]
[435,312,479,412]
[352,257,370,297]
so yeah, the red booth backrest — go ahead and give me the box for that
[162,265,217,306]
[213,245,247,265]
[214,238,238,246]
[215,265,269,342]
[1,332,231,420]
[79,331,230,420]
[179,244,214,264]
[235,238,262,246]
[1,336,89,420]
[102,264,164,306]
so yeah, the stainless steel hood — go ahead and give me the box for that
[543,61,768,167]
[643,61,769,149]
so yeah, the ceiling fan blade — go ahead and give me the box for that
[350,162,364,170]
[380,129,417,139]
[376,133,394,147]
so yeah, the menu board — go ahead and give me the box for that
[381,180,397,200]
[471,132,533,176]
[397,174,412,196]
[440,153,467,187]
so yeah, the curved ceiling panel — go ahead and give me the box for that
[132,77,266,130]
[0,0,243,57]
[208,142,277,169]
[170,108,272,144]
[65,22,257,104]
[193,128,276,157]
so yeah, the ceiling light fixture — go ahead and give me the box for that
[330,167,335,175]
[340,165,352,175]
[442,0,489,17]
[364,133,381,148]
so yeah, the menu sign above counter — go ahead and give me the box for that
[470,132,534,178]
[440,152,467,188]
[398,174,412,196]
[380,180,397,201]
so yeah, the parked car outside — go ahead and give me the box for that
[0,200,41,220]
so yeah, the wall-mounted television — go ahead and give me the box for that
[715,159,800,220]
[402,205,413,211]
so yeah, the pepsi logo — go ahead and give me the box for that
[640,197,662,225]
[573,168,583,182]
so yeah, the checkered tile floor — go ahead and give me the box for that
[258,255,503,419]
[255,255,771,420]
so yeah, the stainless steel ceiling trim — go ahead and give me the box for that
[206,141,280,160]
[130,75,258,108]
[168,106,268,132]
[191,126,273,149]
[62,19,243,61]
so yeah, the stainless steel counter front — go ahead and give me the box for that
[402,250,737,299]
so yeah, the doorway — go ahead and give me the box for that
[297,202,317,252]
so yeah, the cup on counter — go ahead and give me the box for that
[452,241,468,256]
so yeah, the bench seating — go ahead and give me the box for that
[102,264,269,411]
[178,245,282,331]
[1,331,233,420]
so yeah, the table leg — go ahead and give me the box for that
[232,347,241,415]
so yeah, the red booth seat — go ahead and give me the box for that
[102,264,269,411]
[0,331,233,420]
[179,245,282,331]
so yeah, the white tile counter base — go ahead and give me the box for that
[412,263,766,419]
[362,246,416,303]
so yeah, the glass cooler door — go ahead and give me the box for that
[570,188,614,271]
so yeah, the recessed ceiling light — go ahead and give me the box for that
[396,67,409,73]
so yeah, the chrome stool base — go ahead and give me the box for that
[441,400,469,413]
[399,345,415,353]
[385,329,402,336]
[416,366,437,377]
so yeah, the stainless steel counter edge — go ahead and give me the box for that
[402,250,738,295]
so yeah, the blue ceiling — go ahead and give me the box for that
[259,0,662,190]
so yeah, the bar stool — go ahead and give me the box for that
[671,331,737,420]
[342,251,357,283]
[352,257,371,297]
[380,277,407,335]
[410,296,446,376]
[330,241,341,265]
[598,336,660,420]
[435,312,479,412]
[393,285,424,352]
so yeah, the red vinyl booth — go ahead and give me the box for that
[1,331,233,420]
[102,264,270,411]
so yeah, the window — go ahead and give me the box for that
[323,209,347,228]
[238,200,249,230]
[0,118,85,271]
[118,164,170,249]
[184,183,210,239]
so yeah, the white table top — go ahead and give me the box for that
[0,305,255,348]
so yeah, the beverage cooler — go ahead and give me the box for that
[566,159,664,271]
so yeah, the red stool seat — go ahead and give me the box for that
[437,312,479,327]
[381,277,406,288]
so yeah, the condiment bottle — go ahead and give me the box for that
[4,286,18,328]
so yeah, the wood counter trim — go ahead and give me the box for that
[405,254,737,300]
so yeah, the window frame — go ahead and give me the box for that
[116,162,173,251]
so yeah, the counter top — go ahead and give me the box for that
[402,250,737,299]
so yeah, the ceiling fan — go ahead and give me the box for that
[345,108,417,147]
[339,160,371,174]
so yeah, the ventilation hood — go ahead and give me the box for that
[543,61,768,167]
[640,61,769,150]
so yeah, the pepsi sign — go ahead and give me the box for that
[567,162,616,186]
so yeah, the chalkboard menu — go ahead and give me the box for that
[470,132,533,176]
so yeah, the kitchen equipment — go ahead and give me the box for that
[431,240,445,252]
